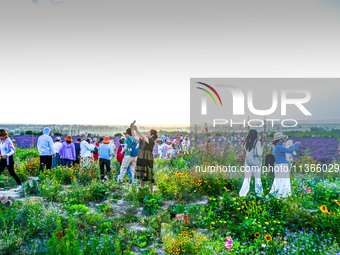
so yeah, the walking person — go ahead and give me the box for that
[98,136,113,181]
[80,134,95,166]
[59,136,76,168]
[37,127,55,172]
[117,128,138,183]
[239,129,263,197]
[268,132,300,198]
[0,129,22,190]
[130,123,157,188]
[52,137,63,168]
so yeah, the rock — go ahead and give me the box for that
[127,223,147,232]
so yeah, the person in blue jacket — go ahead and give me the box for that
[268,132,300,198]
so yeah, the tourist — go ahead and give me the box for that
[181,135,190,153]
[164,138,174,158]
[156,139,166,158]
[98,136,113,181]
[59,136,76,168]
[285,139,297,169]
[92,138,100,161]
[268,132,300,198]
[0,129,22,190]
[52,136,63,168]
[74,138,81,164]
[80,134,95,166]
[239,129,263,197]
[37,127,55,171]
[116,137,125,168]
[117,128,138,183]
[117,137,132,183]
[130,124,157,187]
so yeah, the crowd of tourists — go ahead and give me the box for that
[0,126,299,199]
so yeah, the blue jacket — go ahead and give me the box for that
[37,127,54,156]
[274,142,299,164]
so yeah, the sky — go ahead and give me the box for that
[0,0,340,126]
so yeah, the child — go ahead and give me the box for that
[116,138,125,174]
[98,136,113,181]
[285,139,297,169]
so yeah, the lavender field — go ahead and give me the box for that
[10,135,339,164]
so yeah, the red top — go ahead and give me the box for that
[93,142,99,160]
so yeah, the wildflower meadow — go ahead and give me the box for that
[0,133,339,255]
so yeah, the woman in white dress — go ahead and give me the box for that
[269,132,300,198]
[239,129,263,197]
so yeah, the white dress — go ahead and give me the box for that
[239,141,263,197]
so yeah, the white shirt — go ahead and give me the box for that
[80,140,95,158]
[0,141,15,157]
[53,142,63,154]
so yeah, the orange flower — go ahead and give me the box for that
[265,235,272,242]
[179,194,182,198]
[255,232,261,238]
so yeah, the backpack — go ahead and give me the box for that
[127,137,139,157]
[93,145,99,155]
[245,141,261,166]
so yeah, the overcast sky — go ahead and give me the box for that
[1,0,340,125]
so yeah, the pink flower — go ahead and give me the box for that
[224,240,233,249]
[302,185,311,193]
[225,236,232,241]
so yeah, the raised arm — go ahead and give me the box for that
[279,143,299,153]
[130,126,140,142]
[131,124,149,143]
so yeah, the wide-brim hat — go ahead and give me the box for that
[103,136,110,144]
[65,135,73,142]
[273,132,285,141]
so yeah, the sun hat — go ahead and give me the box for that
[273,132,285,141]
[65,135,73,142]
[103,136,110,144]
